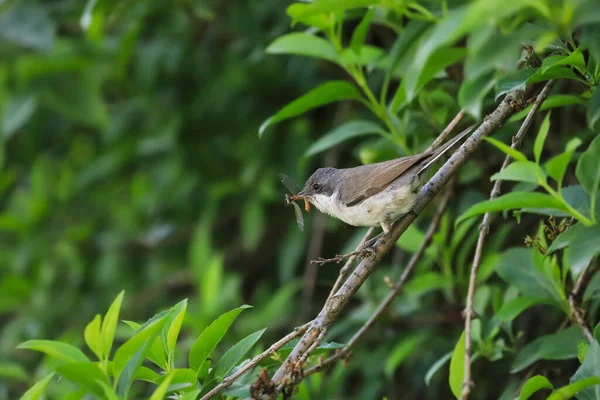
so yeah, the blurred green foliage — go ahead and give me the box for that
[2,0,600,399]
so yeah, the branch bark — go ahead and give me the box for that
[460,79,556,400]
[267,86,533,396]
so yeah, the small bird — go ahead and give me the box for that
[293,126,473,234]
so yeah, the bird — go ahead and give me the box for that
[293,125,473,235]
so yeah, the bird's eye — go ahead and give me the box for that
[312,183,322,192]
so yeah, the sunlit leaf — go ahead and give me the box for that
[449,331,466,399]
[517,375,553,400]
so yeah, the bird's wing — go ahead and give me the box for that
[338,153,430,207]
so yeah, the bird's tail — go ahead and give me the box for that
[417,124,476,175]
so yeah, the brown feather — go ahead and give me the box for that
[339,152,431,207]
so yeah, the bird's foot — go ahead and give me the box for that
[311,247,376,265]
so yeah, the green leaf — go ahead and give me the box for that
[458,73,495,120]
[2,92,37,140]
[101,290,124,359]
[496,296,551,322]
[457,192,568,225]
[214,328,266,379]
[425,351,453,386]
[84,314,102,360]
[114,311,169,397]
[546,138,582,187]
[495,69,537,99]
[568,224,600,276]
[510,95,586,121]
[576,135,600,203]
[483,136,527,162]
[350,8,374,55]
[0,2,55,51]
[149,371,175,400]
[491,161,545,185]
[259,81,364,137]
[548,377,600,400]
[511,326,585,372]
[496,248,567,310]
[305,120,386,157]
[163,299,187,366]
[178,390,202,400]
[287,0,380,17]
[17,340,89,363]
[404,47,466,105]
[0,361,28,381]
[541,51,586,73]
[527,66,583,85]
[385,334,428,377]
[584,271,600,303]
[449,331,466,399]
[20,373,54,400]
[265,33,340,64]
[518,375,553,400]
[570,340,600,399]
[579,340,590,363]
[189,305,252,374]
[55,362,110,397]
[534,112,551,164]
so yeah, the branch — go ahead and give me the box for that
[569,264,595,343]
[268,86,532,396]
[460,79,556,400]
[303,188,451,377]
[198,322,311,400]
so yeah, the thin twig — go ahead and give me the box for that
[460,79,556,400]
[268,87,532,397]
[569,264,595,343]
[303,189,451,376]
[198,322,311,400]
[326,228,375,301]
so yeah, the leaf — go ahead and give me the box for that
[511,326,585,372]
[214,328,266,379]
[189,305,252,374]
[385,334,428,377]
[101,291,124,359]
[570,341,600,400]
[541,51,586,73]
[259,81,364,137]
[0,2,55,51]
[491,161,545,185]
[568,224,600,276]
[495,69,537,99]
[483,136,527,162]
[425,351,453,385]
[546,138,582,187]
[114,311,170,397]
[305,120,386,157]
[84,314,102,360]
[449,331,466,399]
[496,296,551,322]
[576,135,600,202]
[55,362,110,397]
[496,248,567,310]
[457,192,568,225]
[548,377,600,400]
[20,373,54,400]
[458,73,495,120]
[350,8,374,55]
[0,361,28,381]
[1,92,38,140]
[287,0,380,17]
[534,112,551,164]
[518,375,553,400]
[584,271,600,303]
[510,95,586,121]
[265,33,340,64]
[163,299,187,365]
[149,371,175,400]
[17,340,89,363]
